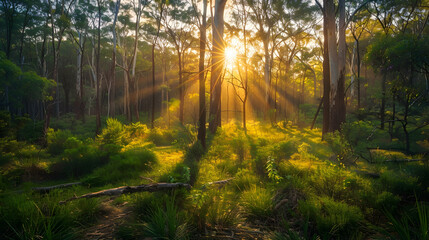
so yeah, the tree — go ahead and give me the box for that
[164,0,196,125]
[209,0,227,134]
[192,0,208,147]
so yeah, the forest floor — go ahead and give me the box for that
[1,119,428,239]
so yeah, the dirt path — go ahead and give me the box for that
[80,146,184,239]
[81,199,131,240]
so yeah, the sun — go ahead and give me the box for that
[224,46,237,68]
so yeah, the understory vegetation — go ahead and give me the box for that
[0,115,428,239]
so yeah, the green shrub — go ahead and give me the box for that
[160,163,191,183]
[148,128,175,146]
[188,189,241,229]
[299,196,364,237]
[241,186,273,220]
[98,118,126,146]
[84,147,157,186]
[47,129,73,156]
[75,198,102,224]
[142,196,189,240]
[0,193,75,240]
[231,133,249,163]
[233,168,259,191]
[375,191,401,213]
[273,139,298,161]
[379,170,419,197]
[381,200,429,240]
[50,139,102,178]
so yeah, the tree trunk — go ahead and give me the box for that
[336,0,346,129]
[380,73,386,130]
[208,0,227,134]
[322,0,331,137]
[95,0,102,134]
[111,0,121,118]
[198,0,208,148]
[327,0,340,132]
[178,50,184,124]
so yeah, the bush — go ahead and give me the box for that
[273,139,298,161]
[148,128,175,146]
[299,196,364,238]
[241,186,273,220]
[188,189,241,229]
[379,170,419,197]
[50,138,102,178]
[98,118,127,146]
[84,147,157,186]
[142,196,189,240]
[0,193,75,240]
[47,129,73,156]
[233,168,259,191]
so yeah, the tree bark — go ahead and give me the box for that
[198,0,208,147]
[209,0,227,134]
[59,183,191,204]
[322,0,331,137]
[111,0,121,118]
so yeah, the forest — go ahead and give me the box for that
[0,0,428,239]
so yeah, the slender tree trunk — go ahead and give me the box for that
[336,0,346,129]
[95,0,102,134]
[327,0,340,132]
[380,73,386,130]
[322,0,331,137]
[209,0,227,133]
[111,0,120,118]
[357,39,361,109]
[198,0,208,147]
[152,44,156,127]
[178,50,184,124]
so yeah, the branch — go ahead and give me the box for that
[346,0,373,27]
[59,183,191,204]
[315,0,323,12]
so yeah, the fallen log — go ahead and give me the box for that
[59,183,191,204]
[383,158,428,163]
[208,178,235,185]
[33,182,82,194]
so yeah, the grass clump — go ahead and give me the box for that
[299,196,364,238]
[84,147,157,186]
[0,193,75,240]
[142,196,189,239]
[241,186,273,220]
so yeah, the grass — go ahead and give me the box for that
[0,119,428,239]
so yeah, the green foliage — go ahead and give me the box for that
[84,147,157,186]
[142,196,189,240]
[241,186,273,220]
[50,138,102,178]
[0,193,75,240]
[299,196,364,237]
[188,189,241,229]
[381,200,429,240]
[75,198,102,224]
[98,118,127,146]
[233,168,259,191]
[47,129,73,156]
[273,139,298,161]
[378,170,419,197]
[266,156,283,183]
[160,163,191,183]
[148,127,175,146]
[324,132,355,165]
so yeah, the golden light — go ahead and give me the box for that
[224,46,237,69]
